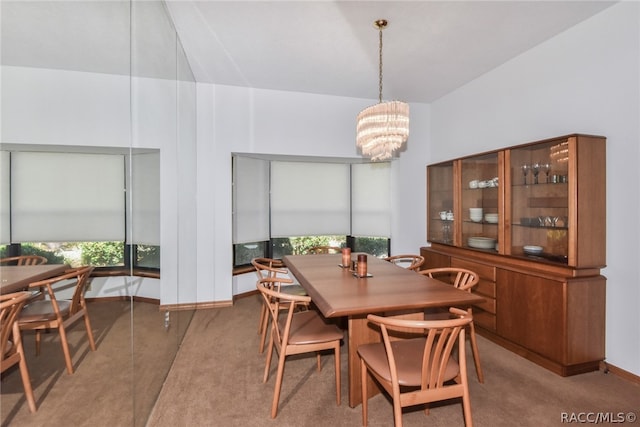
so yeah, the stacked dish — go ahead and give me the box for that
[484,213,498,223]
[468,236,497,249]
[523,245,543,255]
[469,208,483,222]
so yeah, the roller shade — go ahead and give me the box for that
[351,162,391,237]
[270,161,350,237]
[11,151,125,242]
[232,156,270,244]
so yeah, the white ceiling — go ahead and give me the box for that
[1,1,616,103]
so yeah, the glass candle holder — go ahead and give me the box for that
[341,248,351,267]
[357,254,367,277]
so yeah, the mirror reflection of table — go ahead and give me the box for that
[283,253,485,407]
[0,264,69,294]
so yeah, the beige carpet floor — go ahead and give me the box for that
[2,296,639,426]
[147,295,640,427]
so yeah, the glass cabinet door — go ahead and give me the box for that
[461,153,500,252]
[508,139,569,263]
[427,161,454,244]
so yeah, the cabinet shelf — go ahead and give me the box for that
[515,224,568,230]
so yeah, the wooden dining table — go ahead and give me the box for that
[0,264,69,295]
[283,253,485,407]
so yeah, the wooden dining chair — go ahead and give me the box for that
[252,257,308,354]
[18,266,96,374]
[1,291,37,413]
[306,246,342,254]
[358,308,473,427]
[419,267,484,383]
[383,254,425,271]
[0,255,48,266]
[257,277,343,418]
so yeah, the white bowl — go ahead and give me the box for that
[523,245,543,255]
[484,214,499,223]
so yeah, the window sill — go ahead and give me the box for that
[233,265,255,276]
[92,268,160,279]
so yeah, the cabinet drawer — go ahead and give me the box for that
[474,309,496,331]
[476,279,496,298]
[473,293,496,314]
[451,258,496,281]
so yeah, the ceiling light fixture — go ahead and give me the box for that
[356,19,410,161]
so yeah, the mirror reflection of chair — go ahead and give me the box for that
[257,277,343,419]
[418,267,484,383]
[306,246,342,254]
[1,291,37,413]
[358,308,473,427]
[383,254,425,271]
[252,258,308,354]
[18,266,96,374]
[0,255,48,266]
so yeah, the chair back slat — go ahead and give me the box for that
[0,292,31,362]
[384,254,425,271]
[256,277,306,346]
[252,258,288,280]
[419,267,479,292]
[368,310,471,391]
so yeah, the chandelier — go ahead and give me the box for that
[356,19,410,161]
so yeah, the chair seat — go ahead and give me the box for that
[19,300,71,323]
[279,284,307,296]
[279,310,343,345]
[358,337,459,386]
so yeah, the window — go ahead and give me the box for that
[233,241,268,267]
[232,154,391,267]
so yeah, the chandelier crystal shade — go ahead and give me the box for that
[356,19,409,161]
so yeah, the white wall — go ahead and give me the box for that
[199,85,431,295]
[430,2,639,376]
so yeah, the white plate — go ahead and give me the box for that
[523,245,543,254]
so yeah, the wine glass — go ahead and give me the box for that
[542,162,551,183]
[532,162,540,184]
[521,164,530,185]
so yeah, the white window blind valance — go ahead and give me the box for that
[232,156,270,244]
[270,161,350,237]
[351,162,391,238]
[11,151,125,242]
[130,151,160,246]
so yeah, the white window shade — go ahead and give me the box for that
[271,161,350,237]
[233,156,270,244]
[130,151,160,245]
[351,162,391,238]
[0,151,10,244]
[11,152,125,242]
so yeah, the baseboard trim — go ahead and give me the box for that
[160,300,233,311]
[601,361,640,385]
[87,295,233,311]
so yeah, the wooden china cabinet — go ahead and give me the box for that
[423,134,606,376]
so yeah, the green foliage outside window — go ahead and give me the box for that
[352,237,389,257]
[79,242,124,266]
